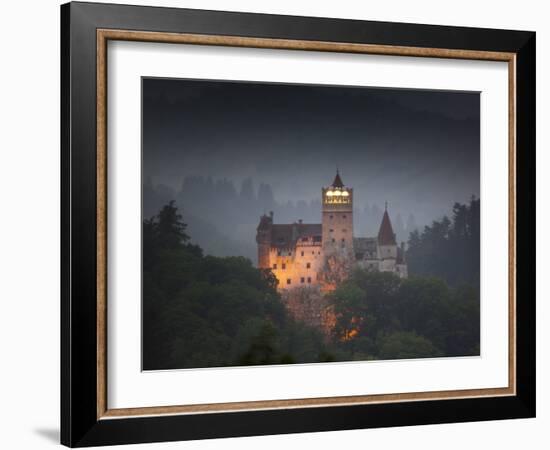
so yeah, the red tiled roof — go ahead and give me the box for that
[378,210,396,245]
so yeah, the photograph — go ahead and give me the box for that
[54,1,536,447]
[141,77,481,370]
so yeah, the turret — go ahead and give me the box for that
[377,203,397,259]
[256,211,273,268]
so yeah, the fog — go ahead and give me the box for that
[143,78,480,261]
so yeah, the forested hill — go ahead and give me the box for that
[143,201,480,371]
[142,201,332,370]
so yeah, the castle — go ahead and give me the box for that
[256,171,407,293]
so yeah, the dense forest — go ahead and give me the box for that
[143,201,331,369]
[407,197,480,287]
[143,200,480,370]
[329,271,479,360]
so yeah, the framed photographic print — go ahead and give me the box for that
[61,2,536,447]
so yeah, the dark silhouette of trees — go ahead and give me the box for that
[142,201,331,370]
[377,332,442,360]
[143,200,480,369]
[407,197,480,287]
[329,270,479,360]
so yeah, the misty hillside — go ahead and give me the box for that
[143,176,422,264]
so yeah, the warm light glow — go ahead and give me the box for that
[341,191,349,197]
[333,190,342,196]
[326,190,334,196]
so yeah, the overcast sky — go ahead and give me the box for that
[142,77,480,224]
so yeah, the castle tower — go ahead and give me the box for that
[322,170,354,258]
[377,203,398,260]
[256,211,273,268]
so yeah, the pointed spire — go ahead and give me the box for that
[331,169,344,188]
[378,206,397,246]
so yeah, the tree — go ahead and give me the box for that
[239,177,255,202]
[445,284,480,356]
[378,331,443,360]
[406,197,480,287]
[328,269,478,360]
[330,283,367,341]
[257,183,275,210]
[396,277,451,351]
[329,270,402,359]
[156,200,190,248]
[143,201,333,370]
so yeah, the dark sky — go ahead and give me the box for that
[143,77,479,225]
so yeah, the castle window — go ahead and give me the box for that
[329,229,334,232]
[329,215,333,219]
[306,263,311,269]
[307,277,311,283]
[272,263,277,270]
[288,251,292,256]
[277,250,281,256]
[301,251,304,257]
[287,278,291,285]
[341,238,345,242]
[282,263,286,270]
[311,251,314,255]
[343,215,347,218]
[300,277,305,283]
[332,238,335,243]
[342,229,347,232]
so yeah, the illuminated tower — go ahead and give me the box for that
[322,170,354,258]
